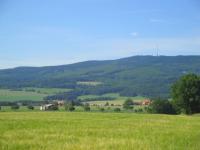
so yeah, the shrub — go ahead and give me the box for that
[123,98,134,109]
[114,108,121,112]
[104,102,109,106]
[51,105,59,111]
[84,103,90,111]
[69,106,75,111]
[11,105,20,110]
[27,105,34,110]
[137,108,143,113]
[134,108,143,113]
[65,102,75,111]
[99,108,105,112]
[144,106,148,112]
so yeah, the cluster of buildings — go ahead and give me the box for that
[40,100,64,111]
[40,99,151,111]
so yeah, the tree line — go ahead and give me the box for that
[0,73,199,115]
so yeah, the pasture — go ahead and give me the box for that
[0,112,199,150]
[77,81,102,86]
[0,89,46,101]
[0,88,71,101]
[23,87,72,95]
[78,93,146,104]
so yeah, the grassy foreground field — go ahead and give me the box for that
[0,112,199,150]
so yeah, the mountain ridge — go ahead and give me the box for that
[0,55,200,97]
[2,55,200,70]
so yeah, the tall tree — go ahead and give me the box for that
[171,74,200,114]
[148,98,176,114]
[123,98,134,109]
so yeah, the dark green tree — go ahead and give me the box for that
[65,101,75,111]
[99,108,105,112]
[27,105,34,110]
[123,98,134,109]
[11,104,20,110]
[114,108,121,112]
[171,74,200,114]
[83,103,90,111]
[148,98,176,114]
[104,102,109,106]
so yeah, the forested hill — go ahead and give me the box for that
[0,55,200,97]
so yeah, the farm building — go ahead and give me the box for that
[142,99,151,105]
[40,104,58,111]
[56,100,65,106]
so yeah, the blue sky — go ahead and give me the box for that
[0,0,200,68]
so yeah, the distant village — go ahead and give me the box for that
[40,99,151,111]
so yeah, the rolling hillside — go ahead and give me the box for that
[0,55,200,98]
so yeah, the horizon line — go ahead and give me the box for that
[1,54,200,70]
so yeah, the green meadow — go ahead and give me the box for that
[78,93,146,104]
[0,112,199,150]
[0,88,71,101]
[77,81,102,86]
[0,89,46,101]
[0,88,146,105]
[23,87,72,95]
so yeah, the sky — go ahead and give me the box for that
[0,0,200,69]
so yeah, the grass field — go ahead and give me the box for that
[0,88,145,105]
[79,93,146,105]
[0,112,199,150]
[78,93,145,100]
[0,88,71,101]
[23,87,72,95]
[77,81,102,86]
[0,89,46,101]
